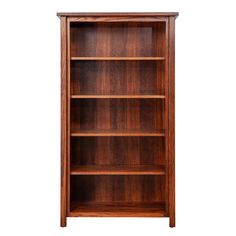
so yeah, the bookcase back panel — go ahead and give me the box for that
[70,175,165,204]
[71,137,165,166]
[70,22,166,57]
[71,99,164,132]
[71,61,164,95]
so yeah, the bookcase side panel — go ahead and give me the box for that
[60,16,67,227]
[67,18,72,216]
[168,16,176,228]
[164,19,169,215]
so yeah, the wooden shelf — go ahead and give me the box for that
[71,129,165,137]
[70,165,165,175]
[69,202,166,217]
[71,57,165,61]
[71,95,166,99]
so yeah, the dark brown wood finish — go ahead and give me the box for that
[70,175,165,203]
[68,16,168,23]
[60,16,67,227]
[70,99,164,132]
[71,137,165,166]
[58,12,178,228]
[168,16,176,228]
[66,19,71,217]
[70,22,166,57]
[71,61,165,96]
[164,17,170,216]
[70,165,165,175]
[69,202,166,217]
[57,12,179,17]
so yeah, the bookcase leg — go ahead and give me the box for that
[61,216,66,227]
[169,216,175,228]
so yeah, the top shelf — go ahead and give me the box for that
[71,57,165,61]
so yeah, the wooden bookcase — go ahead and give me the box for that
[57,12,178,227]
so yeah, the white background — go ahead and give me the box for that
[0,0,236,235]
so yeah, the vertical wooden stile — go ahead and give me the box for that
[164,18,169,216]
[60,16,67,227]
[168,16,176,228]
[66,18,71,216]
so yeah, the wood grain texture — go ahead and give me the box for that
[71,57,165,60]
[70,22,166,57]
[69,202,166,217]
[71,99,164,132]
[70,175,165,204]
[57,12,179,17]
[60,16,67,227]
[71,95,165,99]
[70,130,165,137]
[168,17,175,228]
[70,165,165,175]
[66,18,71,217]
[68,16,168,23]
[71,137,165,166]
[58,12,177,227]
[71,61,165,96]
[164,19,170,215]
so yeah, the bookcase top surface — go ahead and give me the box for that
[57,12,179,18]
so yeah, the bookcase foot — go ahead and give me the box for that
[61,217,67,227]
[169,216,175,228]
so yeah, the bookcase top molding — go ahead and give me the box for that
[57,12,179,18]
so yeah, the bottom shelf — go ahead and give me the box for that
[69,202,166,217]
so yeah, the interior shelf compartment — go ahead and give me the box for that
[70,175,166,216]
[70,22,166,57]
[71,136,165,168]
[71,60,165,96]
[71,99,164,134]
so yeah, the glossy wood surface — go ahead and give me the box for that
[57,12,179,17]
[70,165,165,175]
[71,99,164,132]
[71,57,165,60]
[70,202,166,217]
[71,61,164,95]
[70,22,165,57]
[168,17,176,227]
[71,137,165,166]
[59,12,177,227]
[66,18,71,218]
[60,16,67,227]
[71,95,166,99]
[70,175,165,203]
[71,130,165,137]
